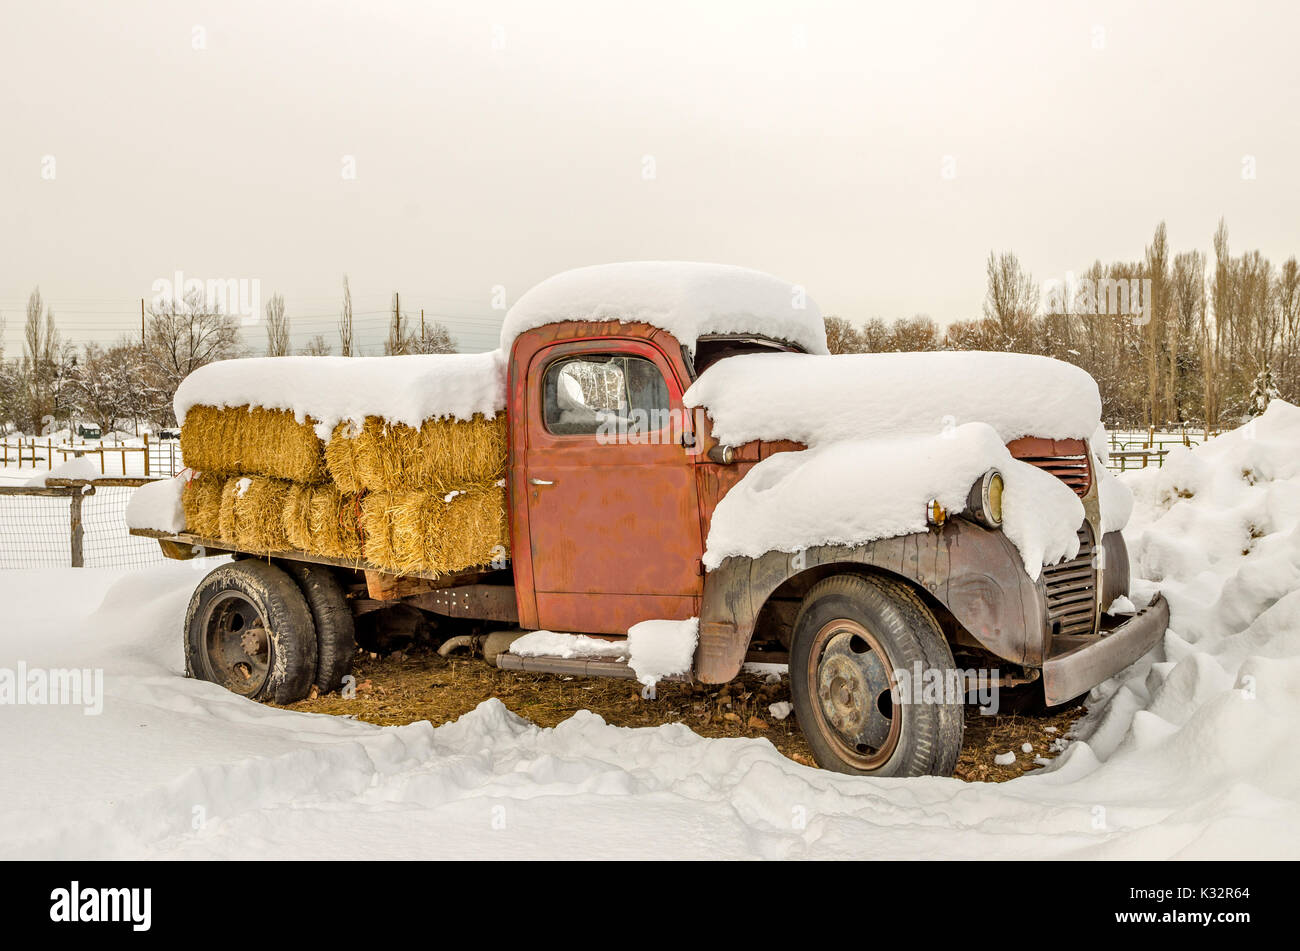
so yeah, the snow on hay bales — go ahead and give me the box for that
[181,404,328,483]
[361,484,508,577]
[324,414,507,494]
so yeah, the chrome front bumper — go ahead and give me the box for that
[1041,593,1169,705]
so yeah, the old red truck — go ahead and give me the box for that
[135,265,1169,777]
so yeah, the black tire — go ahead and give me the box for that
[789,573,964,777]
[284,562,355,693]
[184,560,318,704]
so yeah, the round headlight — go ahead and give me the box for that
[966,469,1004,529]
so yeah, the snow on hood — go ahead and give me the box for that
[703,422,1085,579]
[500,262,828,356]
[173,351,507,433]
[684,350,1102,447]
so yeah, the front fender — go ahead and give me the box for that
[695,520,1046,683]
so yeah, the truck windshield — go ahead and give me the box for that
[693,336,799,375]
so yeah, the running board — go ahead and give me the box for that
[496,652,689,683]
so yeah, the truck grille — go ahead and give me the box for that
[1043,523,1098,638]
[1007,437,1092,497]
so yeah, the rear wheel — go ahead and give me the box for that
[284,562,355,693]
[185,560,318,703]
[789,574,964,777]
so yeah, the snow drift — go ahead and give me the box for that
[5,395,1300,861]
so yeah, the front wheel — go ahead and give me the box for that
[789,574,964,777]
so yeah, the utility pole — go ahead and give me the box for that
[421,309,425,347]
[141,298,146,347]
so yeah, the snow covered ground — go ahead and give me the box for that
[3,407,1299,859]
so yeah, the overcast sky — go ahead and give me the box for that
[2,0,1297,356]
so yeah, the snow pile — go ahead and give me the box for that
[703,422,1085,578]
[509,630,628,660]
[1121,399,1300,641]
[4,479,1300,861]
[684,350,1102,447]
[501,262,828,356]
[24,456,101,487]
[627,618,699,689]
[124,475,187,533]
[509,618,700,690]
[173,351,507,435]
[1091,423,1135,535]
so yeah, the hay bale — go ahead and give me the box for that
[362,482,508,576]
[310,486,364,560]
[218,477,239,541]
[360,491,401,571]
[282,483,315,551]
[327,414,507,494]
[323,421,366,494]
[283,483,364,560]
[181,471,225,537]
[181,404,328,483]
[217,475,292,550]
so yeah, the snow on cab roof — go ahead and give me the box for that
[500,262,829,356]
[684,350,1103,446]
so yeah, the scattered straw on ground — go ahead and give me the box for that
[281,648,1086,782]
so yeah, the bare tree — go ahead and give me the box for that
[22,287,64,433]
[1143,221,1169,430]
[982,251,1040,351]
[890,315,941,351]
[145,290,244,424]
[406,319,457,354]
[264,293,290,357]
[823,316,863,354]
[1277,257,1300,398]
[300,334,333,356]
[338,275,354,357]
[68,341,146,434]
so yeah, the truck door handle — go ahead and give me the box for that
[529,478,555,486]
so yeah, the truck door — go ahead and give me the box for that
[523,339,702,634]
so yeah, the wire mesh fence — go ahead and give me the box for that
[0,478,171,570]
[0,489,74,569]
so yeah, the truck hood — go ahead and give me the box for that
[684,350,1101,448]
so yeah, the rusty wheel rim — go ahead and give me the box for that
[201,590,270,696]
[806,618,902,771]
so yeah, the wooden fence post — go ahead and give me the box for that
[69,486,85,568]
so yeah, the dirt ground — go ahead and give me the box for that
[281,646,1086,782]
